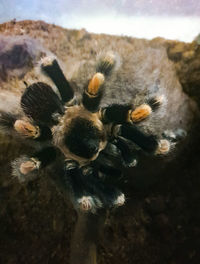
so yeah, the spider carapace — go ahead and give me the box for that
[0,53,171,213]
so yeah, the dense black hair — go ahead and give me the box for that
[64,117,101,159]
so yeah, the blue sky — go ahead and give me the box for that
[0,0,200,42]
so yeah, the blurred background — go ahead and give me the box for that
[0,0,200,42]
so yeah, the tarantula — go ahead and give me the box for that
[0,53,170,213]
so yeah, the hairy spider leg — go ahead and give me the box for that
[81,165,125,208]
[101,104,132,124]
[112,137,138,167]
[95,150,122,179]
[82,73,105,112]
[64,161,102,213]
[101,95,164,124]
[21,82,64,125]
[41,57,74,104]
[130,95,164,123]
[82,53,117,112]
[14,120,52,141]
[99,140,137,168]
[64,160,124,212]
[0,111,52,141]
[114,123,170,154]
[12,147,57,183]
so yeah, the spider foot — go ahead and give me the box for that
[113,193,125,207]
[14,120,40,139]
[155,139,170,155]
[122,157,138,168]
[12,155,41,183]
[96,52,118,76]
[147,95,164,111]
[40,56,55,68]
[77,195,102,213]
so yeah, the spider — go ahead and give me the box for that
[0,52,171,213]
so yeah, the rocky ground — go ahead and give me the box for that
[0,20,200,264]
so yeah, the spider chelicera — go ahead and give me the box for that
[0,52,170,213]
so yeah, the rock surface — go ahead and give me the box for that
[0,20,200,264]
